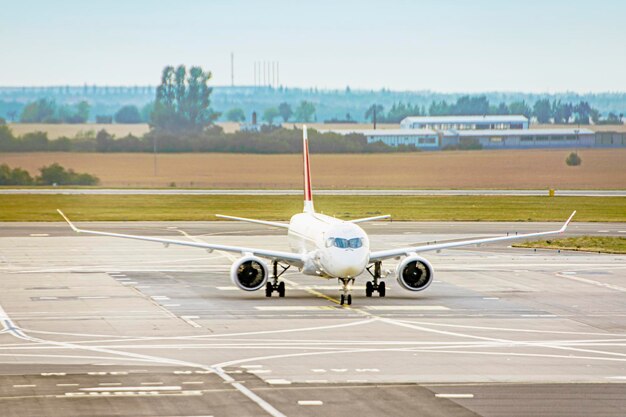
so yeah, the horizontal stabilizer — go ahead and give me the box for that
[215,214,289,229]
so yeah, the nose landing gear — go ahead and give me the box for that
[365,261,386,298]
[265,261,290,298]
[339,278,354,306]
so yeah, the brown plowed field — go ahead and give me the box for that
[1,149,625,189]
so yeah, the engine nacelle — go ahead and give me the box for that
[230,256,268,291]
[396,256,434,292]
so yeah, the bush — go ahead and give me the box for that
[96,115,113,124]
[114,105,142,124]
[0,164,34,185]
[37,163,100,186]
[566,152,582,166]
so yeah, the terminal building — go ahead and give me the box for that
[360,114,614,150]
[400,115,529,130]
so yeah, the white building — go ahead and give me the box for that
[401,115,529,131]
[442,128,595,149]
[361,129,439,148]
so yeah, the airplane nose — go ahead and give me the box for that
[325,251,368,278]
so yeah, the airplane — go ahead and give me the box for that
[57,126,576,306]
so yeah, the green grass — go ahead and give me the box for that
[514,236,626,254]
[1,195,625,222]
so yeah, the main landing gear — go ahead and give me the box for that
[365,261,386,298]
[339,278,354,306]
[265,261,290,298]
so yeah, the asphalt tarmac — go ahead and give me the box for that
[0,221,625,416]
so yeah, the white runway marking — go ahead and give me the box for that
[181,316,202,328]
[266,379,291,385]
[556,272,626,292]
[81,386,182,392]
[29,234,49,237]
[298,400,323,405]
[365,306,449,311]
[13,384,36,388]
[255,306,335,311]
[436,393,474,399]
[482,297,499,300]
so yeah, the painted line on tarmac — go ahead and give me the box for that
[556,272,626,292]
[435,393,474,399]
[365,306,449,311]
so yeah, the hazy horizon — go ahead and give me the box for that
[3,0,625,93]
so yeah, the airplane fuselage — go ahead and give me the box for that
[287,212,370,279]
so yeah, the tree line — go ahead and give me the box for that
[0,123,414,154]
[365,96,623,125]
[0,162,99,186]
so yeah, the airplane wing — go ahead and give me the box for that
[215,214,289,229]
[369,211,576,262]
[57,210,305,265]
[350,215,391,224]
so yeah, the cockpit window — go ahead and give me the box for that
[327,237,363,249]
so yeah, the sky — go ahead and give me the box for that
[2,0,625,92]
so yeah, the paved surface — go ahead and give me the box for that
[2,188,626,196]
[0,221,625,416]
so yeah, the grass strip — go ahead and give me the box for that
[1,195,625,222]
[514,236,626,254]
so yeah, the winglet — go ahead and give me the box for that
[57,209,79,233]
[559,210,576,233]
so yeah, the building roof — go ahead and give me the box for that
[402,115,529,124]
[319,129,437,136]
[443,128,595,137]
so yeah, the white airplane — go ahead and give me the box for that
[58,126,576,305]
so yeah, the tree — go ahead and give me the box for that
[262,107,280,125]
[114,105,142,123]
[226,108,245,122]
[552,100,573,124]
[494,102,510,115]
[508,101,532,119]
[294,101,316,122]
[278,102,293,122]
[533,99,552,123]
[0,164,33,185]
[574,101,592,124]
[364,104,384,123]
[151,65,218,133]
[20,99,57,123]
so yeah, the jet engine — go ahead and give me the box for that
[230,256,268,291]
[396,256,434,291]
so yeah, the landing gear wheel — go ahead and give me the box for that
[365,281,373,297]
[340,294,345,305]
[378,281,386,297]
[277,281,286,298]
[265,282,273,297]
[347,294,352,305]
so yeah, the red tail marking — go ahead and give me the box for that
[303,138,312,201]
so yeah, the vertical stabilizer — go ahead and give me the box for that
[302,126,315,213]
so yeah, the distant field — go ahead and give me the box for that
[8,123,151,139]
[1,195,623,222]
[1,149,625,189]
[7,122,241,138]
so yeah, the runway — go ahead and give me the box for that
[2,188,626,196]
[0,221,625,416]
